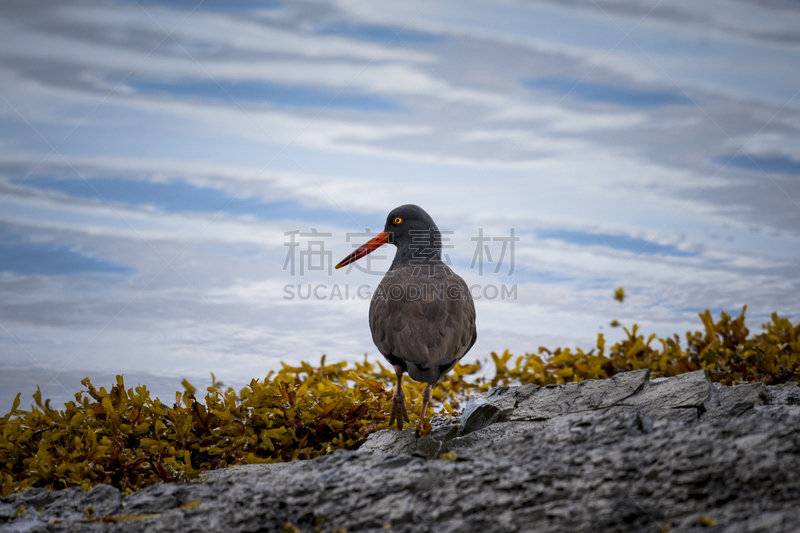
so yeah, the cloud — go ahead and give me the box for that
[0,0,799,405]
[524,77,692,108]
[531,0,800,49]
[21,174,362,226]
[118,0,282,12]
[127,79,408,112]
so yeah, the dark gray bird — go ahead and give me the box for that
[335,205,477,429]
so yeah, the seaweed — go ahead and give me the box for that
[0,356,480,496]
[503,306,800,387]
[1,308,798,495]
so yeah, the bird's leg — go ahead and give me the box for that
[420,383,434,424]
[390,365,410,430]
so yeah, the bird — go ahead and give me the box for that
[335,204,477,430]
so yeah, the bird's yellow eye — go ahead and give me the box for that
[393,217,403,224]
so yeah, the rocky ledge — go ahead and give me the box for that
[2,370,800,533]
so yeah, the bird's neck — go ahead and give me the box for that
[390,231,443,271]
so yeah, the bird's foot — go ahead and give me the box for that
[389,388,410,430]
[416,383,434,436]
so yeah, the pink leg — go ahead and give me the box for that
[389,365,410,429]
[420,383,434,423]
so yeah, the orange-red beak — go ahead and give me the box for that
[335,231,391,270]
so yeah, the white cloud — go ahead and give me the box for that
[1,0,799,410]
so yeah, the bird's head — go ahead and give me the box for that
[335,204,442,270]
[382,204,439,248]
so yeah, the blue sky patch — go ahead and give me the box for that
[536,229,697,257]
[316,22,445,44]
[717,154,800,176]
[525,77,692,108]
[129,80,406,113]
[0,231,130,276]
[24,176,366,226]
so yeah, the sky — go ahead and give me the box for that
[1,0,799,411]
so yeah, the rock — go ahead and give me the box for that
[574,368,650,409]
[766,381,800,406]
[0,504,14,522]
[1,519,48,532]
[358,418,461,459]
[510,369,649,421]
[197,462,303,483]
[416,419,460,458]
[4,371,800,533]
[458,396,492,434]
[0,485,122,532]
[459,385,517,434]
[509,381,583,420]
[358,427,418,455]
[620,369,711,410]
[38,485,121,523]
[639,405,699,425]
[449,420,547,450]
[2,489,60,511]
[123,483,188,515]
[704,381,766,420]
[429,417,459,441]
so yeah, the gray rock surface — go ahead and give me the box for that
[510,369,650,421]
[765,381,800,405]
[458,385,517,435]
[705,382,767,421]
[3,370,800,533]
[620,370,711,410]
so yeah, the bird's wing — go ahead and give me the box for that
[369,265,477,373]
